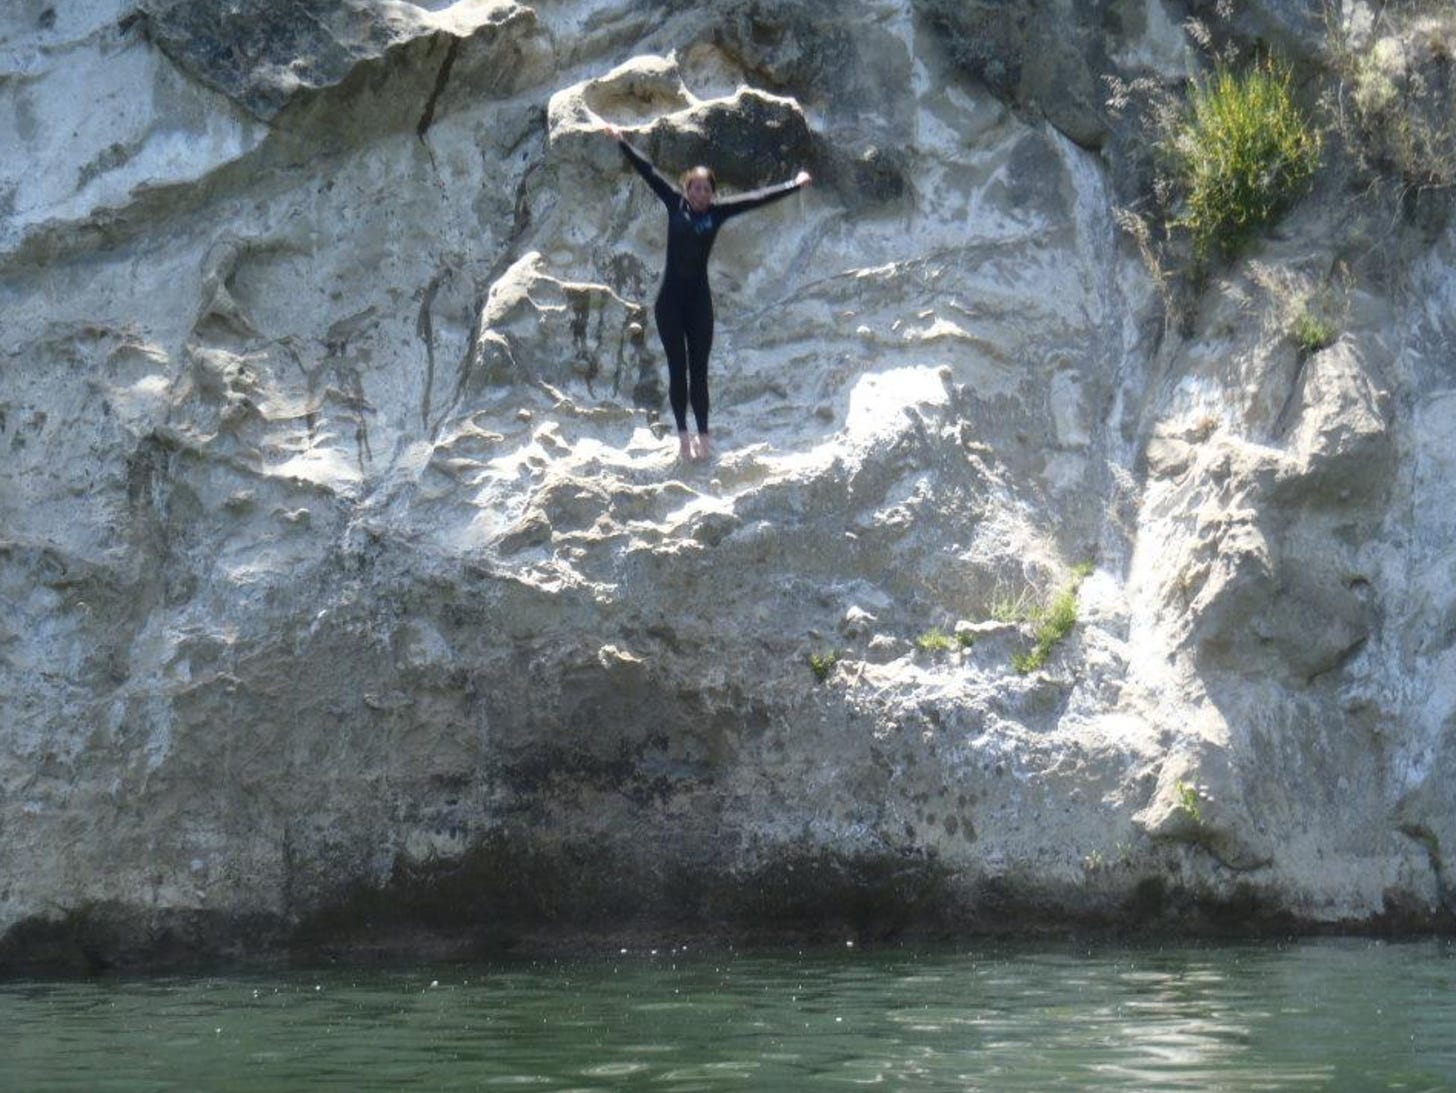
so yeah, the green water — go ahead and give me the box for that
[4,939,1454,1091]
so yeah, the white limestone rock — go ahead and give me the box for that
[2,0,1456,966]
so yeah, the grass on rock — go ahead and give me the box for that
[1166,57,1322,260]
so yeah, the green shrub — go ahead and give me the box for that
[1327,4,1456,191]
[1166,57,1322,259]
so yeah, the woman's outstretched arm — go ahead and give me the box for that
[604,124,680,208]
[714,170,812,221]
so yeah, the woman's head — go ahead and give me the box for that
[680,165,715,213]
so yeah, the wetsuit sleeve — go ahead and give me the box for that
[618,140,680,208]
[713,178,804,221]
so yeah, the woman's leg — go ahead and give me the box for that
[654,292,691,455]
[683,288,714,446]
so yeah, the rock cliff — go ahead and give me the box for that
[2,0,1454,968]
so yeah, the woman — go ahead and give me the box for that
[605,123,811,461]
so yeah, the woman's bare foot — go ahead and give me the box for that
[677,432,693,461]
[692,433,711,461]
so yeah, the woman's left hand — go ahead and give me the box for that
[795,170,813,187]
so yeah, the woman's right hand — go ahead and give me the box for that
[603,123,623,142]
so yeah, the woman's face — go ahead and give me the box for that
[685,175,713,213]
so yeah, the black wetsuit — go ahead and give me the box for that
[619,140,804,435]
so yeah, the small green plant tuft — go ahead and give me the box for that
[1010,648,1040,675]
[1167,57,1322,260]
[1250,261,1350,362]
[956,629,975,650]
[1011,563,1093,675]
[989,587,1037,624]
[915,627,957,653]
[1174,779,1204,825]
[808,650,839,682]
[1291,309,1339,355]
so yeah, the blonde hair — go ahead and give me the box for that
[679,165,716,192]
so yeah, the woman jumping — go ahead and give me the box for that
[605,123,811,461]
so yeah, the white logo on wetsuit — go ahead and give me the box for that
[682,205,715,235]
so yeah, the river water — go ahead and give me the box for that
[4,938,1454,1091]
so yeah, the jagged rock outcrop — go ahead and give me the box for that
[2,0,1455,969]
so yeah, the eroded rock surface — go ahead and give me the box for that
[2,0,1455,969]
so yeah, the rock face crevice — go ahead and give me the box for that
[4,0,1456,968]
